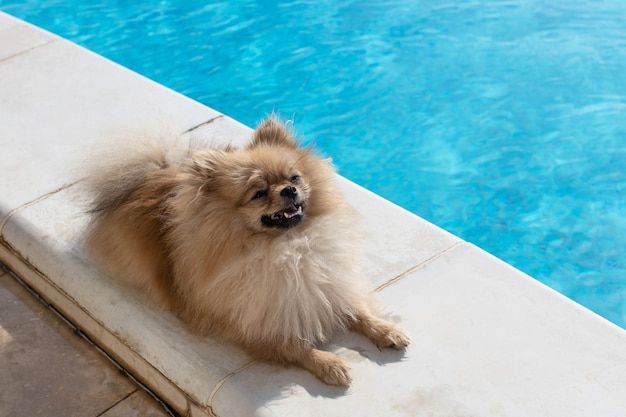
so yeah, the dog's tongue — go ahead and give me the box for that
[281,205,302,219]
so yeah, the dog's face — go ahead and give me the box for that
[244,165,309,230]
[191,118,336,235]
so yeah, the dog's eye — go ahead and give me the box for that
[251,190,268,200]
[290,175,301,183]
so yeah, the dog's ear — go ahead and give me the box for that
[248,117,298,149]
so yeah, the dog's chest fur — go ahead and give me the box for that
[199,218,369,345]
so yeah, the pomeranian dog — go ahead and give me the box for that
[84,117,409,386]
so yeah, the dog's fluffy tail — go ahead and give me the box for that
[78,128,191,213]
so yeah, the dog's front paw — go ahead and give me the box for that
[377,326,411,350]
[306,350,352,386]
[356,315,411,351]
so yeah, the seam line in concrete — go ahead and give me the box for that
[0,37,59,63]
[374,241,465,293]
[206,360,258,416]
[95,389,138,417]
[183,114,225,134]
[0,181,79,237]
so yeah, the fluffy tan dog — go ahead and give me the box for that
[84,117,409,386]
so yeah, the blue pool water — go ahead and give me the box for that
[5,0,626,328]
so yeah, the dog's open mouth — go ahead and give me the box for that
[261,204,304,229]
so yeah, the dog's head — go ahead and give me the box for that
[189,118,338,235]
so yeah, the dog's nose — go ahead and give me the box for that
[280,186,298,199]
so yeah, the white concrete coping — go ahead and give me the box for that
[1,12,625,417]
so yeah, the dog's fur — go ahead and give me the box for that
[84,117,409,386]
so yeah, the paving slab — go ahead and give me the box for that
[0,12,55,60]
[210,243,626,416]
[1,11,625,417]
[0,12,219,219]
[100,390,172,417]
[0,270,169,417]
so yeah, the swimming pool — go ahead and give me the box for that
[5,0,626,329]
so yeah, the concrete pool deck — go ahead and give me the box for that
[1,11,625,417]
